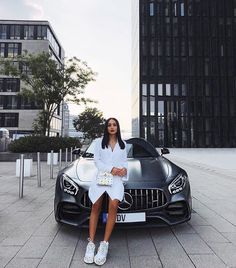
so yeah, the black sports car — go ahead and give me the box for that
[54,138,192,227]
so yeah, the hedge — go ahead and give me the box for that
[8,136,81,153]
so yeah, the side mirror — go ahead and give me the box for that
[161,148,170,155]
[72,148,81,155]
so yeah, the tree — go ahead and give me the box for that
[0,52,96,136]
[73,107,106,140]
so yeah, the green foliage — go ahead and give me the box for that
[8,136,81,153]
[32,111,47,135]
[0,52,96,136]
[73,107,106,140]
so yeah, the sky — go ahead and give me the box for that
[0,0,132,137]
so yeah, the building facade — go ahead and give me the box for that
[0,20,65,137]
[132,0,236,147]
[68,114,84,139]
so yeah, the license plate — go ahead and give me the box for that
[102,212,146,223]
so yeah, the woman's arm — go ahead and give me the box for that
[94,138,113,172]
[117,141,129,180]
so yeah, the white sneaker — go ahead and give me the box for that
[84,239,96,264]
[94,241,109,266]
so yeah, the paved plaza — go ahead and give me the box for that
[0,149,236,268]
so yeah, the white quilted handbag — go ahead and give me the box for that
[96,171,113,186]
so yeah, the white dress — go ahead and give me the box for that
[88,137,128,204]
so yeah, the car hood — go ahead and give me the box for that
[72,156,181,185]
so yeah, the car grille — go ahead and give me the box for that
[80,189,167,212]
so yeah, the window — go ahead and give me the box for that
[150,2,154,16]
[0,25,7,39]
[173,57,179,75]
[180,40,186,56]
[165,2,170,16]
[150,21,155,36]
[173,18,178,36]
[180,2,184,16]
[20,63,31,75]
[182,131,187,147]
[0,79,3,92]
[37,25,47,40]
[182,83,187,96]
[188,3,193,16]
[5,78,20,92]
[10,25,21,39]
[142,84,147,96]
[142,57,147,76]
[150,96,155,116]
[173,39,179,56]
[172,1,177,16]
[142,96,147,116]
[150,58,155,76]
[142,40,147,56]
[21,97,33,109]
[158,101,164,116]
[7,43,21,57]
[158,131,164,146]
[150,118,155,138]
[24,25,34,39]
[180,100,187,116]
[6,96,18,109]
[165,18,171,36]
[0,95,19,109]
[158,117,164,130]
[0,96,3,109]
[166,39,171,56]
[47,28,60,57]
[0,43,5,57]
[150,84,155,96]
[174,84,179,96]
[0,113,18,127]
[150,40,155,56]
[158,84,163,95]
[158,58,163,75]
[166,84,171,96]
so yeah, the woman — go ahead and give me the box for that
[84,117,128,266]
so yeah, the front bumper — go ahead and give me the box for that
[54,178,192,227]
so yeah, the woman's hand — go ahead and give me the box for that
[111,167,120,176]
[118,168,127,177]
[111,167,127,177]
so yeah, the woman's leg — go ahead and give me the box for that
[103,198,119,241]
[89,195,104,241]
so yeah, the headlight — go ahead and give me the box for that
[168,174,187,194]
[62,174,79,196]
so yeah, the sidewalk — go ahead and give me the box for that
[0,150,236,268]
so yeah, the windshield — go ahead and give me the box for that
[82,138,158,158]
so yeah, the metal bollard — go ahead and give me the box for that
[19,154,24,198]
[65,148,68,166]
[37,152,41,187]
[59,149,62,170]
[70,147,73,162]
[50,150,54,179]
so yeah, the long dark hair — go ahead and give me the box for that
[102,117,125,149]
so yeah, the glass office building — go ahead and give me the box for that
[132,0,236,147]
[0,20,65,137]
